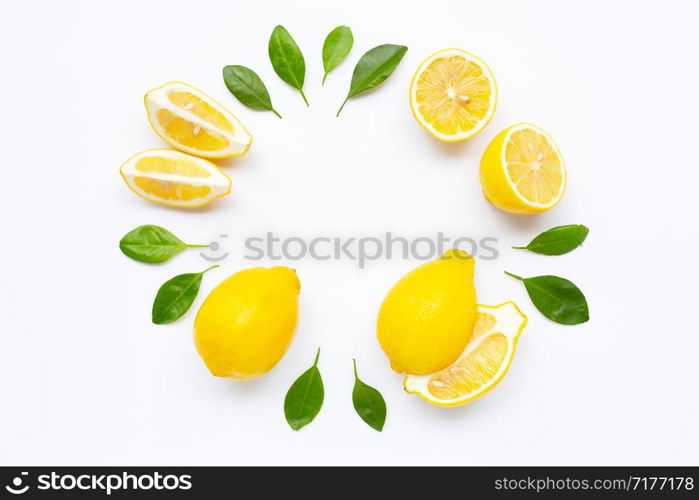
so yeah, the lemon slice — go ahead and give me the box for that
[145,82,252,158]
[410,48,497,142]
[404,302,526,406]
[480,123,566,214]
[120,149,231,208]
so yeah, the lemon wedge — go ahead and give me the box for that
[120,149,231,208]
[410,48,497,141]
[145,81,252,158]
[480,123,566,214]
[404,302,526,406]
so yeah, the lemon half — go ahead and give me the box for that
[410,48,497,141]
[480,123,566,214]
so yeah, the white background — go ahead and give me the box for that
[1,0,698,466]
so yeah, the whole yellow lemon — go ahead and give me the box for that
[194,266,300,380]
[377,249,477,375]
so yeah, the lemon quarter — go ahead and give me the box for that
[119,149,231,208]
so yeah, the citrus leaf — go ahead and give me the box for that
[337,44,407,116]
[268,25,308,106]
[513,224,589,255]
[152,266,218,325]
[322,26,353,85]
[505,272,589,325]
[119,225,207,264]
[222,65,282,118]
[284,349,324,430]
[352,359,386,431]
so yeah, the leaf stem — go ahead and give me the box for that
[504,271,525,281]
[322,73,328,86]
[299,90,309,107]
[313,347,321,366]
[353,358,358,379]
[271,108,282,119]
[511,246,527,250]
[186,244,209,249]
[336,98,348,117]
[201,265,220,274]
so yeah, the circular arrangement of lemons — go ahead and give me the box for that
[120,45,571,408]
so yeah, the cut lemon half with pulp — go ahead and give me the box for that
[120,149,231,208]
[404,302,526,407]
[480,123,566,214]
[410,48,497,141]
[145,81,252,158]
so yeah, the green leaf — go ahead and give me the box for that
[352,359,386,432]
[505,272,589,325]
[119,225,207,264]
[152,265,218,325]
[222,65,282,118]
[337,44,408,116]
[513,224,589,255]
[322,26,353,85]
[284,348,324,431]
[268,25,308,106]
